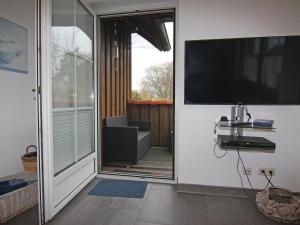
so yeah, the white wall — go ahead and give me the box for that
[0,0,37,177]
[176,0,300,191]
[89,0,300,191]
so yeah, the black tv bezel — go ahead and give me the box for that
[184,35,300,105]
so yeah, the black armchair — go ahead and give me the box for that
[103,116,152,164]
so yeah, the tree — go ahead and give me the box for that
[52,50,93,108]
[131,90,142,100]
[140,62,173,100]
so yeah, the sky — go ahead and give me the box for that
[131,22,174,91]
[52,26,92,57]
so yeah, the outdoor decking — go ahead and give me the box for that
[102,147,173,178]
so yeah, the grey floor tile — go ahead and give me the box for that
[109,209,139,225]
[109,197,144,211]
[149,183,176,191]
[135,222,170,225]
[174,193,208,225]
[137,186,176,225]
[122,198,144,211]
[87,207,119,225]
[174,192,285,225]
[109,197,127,208]
[46,179,287,225]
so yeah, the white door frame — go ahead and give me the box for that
[40,0,98,221]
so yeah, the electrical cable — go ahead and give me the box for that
[243,104,252,123]
[213,141,228,158]
[236,155,255,199]
[262,171,275,188]
[214,122,217,134]
[236,148,256,199]
[263,173,273,190]
[236,148,274,195]
[237,148,254,190]
[261,171,289,194]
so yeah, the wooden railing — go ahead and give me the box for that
[127,100,174,147]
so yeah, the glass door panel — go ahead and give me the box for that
[75,1,94,160]
[51,0,94,175]
[52,0,76,175]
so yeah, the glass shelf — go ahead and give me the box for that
[219,146,276,153]
[217,122,276,131]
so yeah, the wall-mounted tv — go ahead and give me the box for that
[184,36,300,105]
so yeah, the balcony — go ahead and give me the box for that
[99,13,174,178]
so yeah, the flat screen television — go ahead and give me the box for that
[184,36,300,105]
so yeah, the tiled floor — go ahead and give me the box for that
[46,179,286,225]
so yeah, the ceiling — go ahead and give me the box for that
[82,0,176,14]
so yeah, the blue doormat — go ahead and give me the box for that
[88,179,148,198]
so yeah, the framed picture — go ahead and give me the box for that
[0,17,28,74]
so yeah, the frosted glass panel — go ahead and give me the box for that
[77,110,94,160]
[53,111,75,174]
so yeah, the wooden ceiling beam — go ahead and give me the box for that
[103,13,173,51]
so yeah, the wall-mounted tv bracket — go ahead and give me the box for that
[231,105,245,136]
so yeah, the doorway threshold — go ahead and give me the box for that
[97,172,176,184]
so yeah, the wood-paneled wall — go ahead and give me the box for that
[127,102,174,147]
[100,21,132,122]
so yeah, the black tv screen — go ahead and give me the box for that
[184,36,300,104]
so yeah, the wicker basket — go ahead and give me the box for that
[256,187,300,223]
[0,173,38,223]
[21,145,37,174]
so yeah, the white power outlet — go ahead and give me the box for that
[258,168,275,176]
[243,167,252,175]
